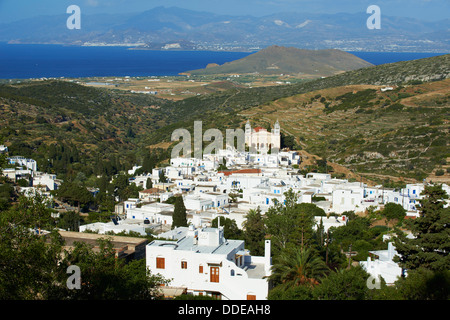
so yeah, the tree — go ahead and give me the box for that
[159,170,167,183]
[269,247,328,289]
[0,199,65,299]
[389,268,450,300]
[243,207,266,256]
[146,177,153,189]
[265,189,318,254]
[295,203,323,248]
[382,203,406,223]
[211,217,243,240]
[57,180,93,212]
[0,228,65,299]
[172,196,188,229]
[393,184,450,272]
[313,266,371,300]
[268,282,314,300]
[142,152,155,173]
[57,211,80,232]
[15,193,54,233]
[59,239,168,300]
[265,190,298,253]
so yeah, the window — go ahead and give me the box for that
[181,261,187,269]
[156,257,165,269]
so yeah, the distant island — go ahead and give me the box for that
[183,45,374,77]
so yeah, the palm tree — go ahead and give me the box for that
[269,247,329,288]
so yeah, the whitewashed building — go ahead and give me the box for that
[360,242,404,285]
[245,120,280,153]
[7,156,37,171]
[127,202,175,225]
[146,225,272,300]
[33,172,57,191]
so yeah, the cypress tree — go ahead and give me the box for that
[172,196,187,229]
[146,177,153,189]
[393,184,450,272]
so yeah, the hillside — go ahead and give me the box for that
[0,53,448,185]
[240,79,450,183]
[184,46,373,77]
[0,81,173,177]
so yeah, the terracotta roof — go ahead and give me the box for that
[253,127,266,132]
[140,188,164,194]
[219,169,262,176]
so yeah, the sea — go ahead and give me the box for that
[0,42,447,79]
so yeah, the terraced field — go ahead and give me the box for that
[240,79,450,183]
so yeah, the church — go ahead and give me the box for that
[245,120,281,153]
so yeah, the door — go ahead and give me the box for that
[210,267,219,283]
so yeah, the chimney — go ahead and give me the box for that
[387,242,395,261]
[264,240,271,275]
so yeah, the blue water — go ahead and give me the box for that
[0,43,253,79]
[0,43,447,79]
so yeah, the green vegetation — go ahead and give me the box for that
[393,185,449,272]
[0,53,449,300]
[172,196,188,229]
[186,46,373,76]
[324,89,377,114]
[265,186,450,300]
[0,190,167,299]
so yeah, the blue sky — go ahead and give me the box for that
[0,0,448,23]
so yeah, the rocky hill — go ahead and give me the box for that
[184,45,373,77]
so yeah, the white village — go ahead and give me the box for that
[1,121,448,300]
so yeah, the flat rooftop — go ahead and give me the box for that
[59,230,147,248]
[148,236,243,255]
[244,262,266,279]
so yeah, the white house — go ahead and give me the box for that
[127,202,175,225]
[184,195,214,212]
[33,172,57,191]
[124,198,140,213]
[139,188,165,202]
[7,156,37,171]
[146,225,272,300]
[79,219,149,236]
[313,215,348,233]
[360,242,404,285]
[1,167,33,182]
[332,187,364,213]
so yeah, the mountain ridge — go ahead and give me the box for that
[1,6,449,52]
